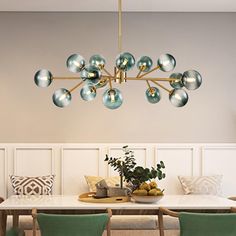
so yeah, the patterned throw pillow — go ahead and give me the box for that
[178,175,223,195]
[84,176,120,192]
[10,175,55,195]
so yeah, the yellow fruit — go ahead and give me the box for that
[139,182,151,191]
[148,189,158,196]
[156,189,163,196]
[132,189,148,196]
[149,181,157,189]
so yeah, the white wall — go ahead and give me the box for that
[0,13,236,143]
[1,143,236,199]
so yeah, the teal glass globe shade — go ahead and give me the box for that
[34,69,52,88]
[146,87,161,104]
[137,56,153,72]
[157,54,176,72]
[169,73,183,89]
[182,70,202,90]
[89,54,106,69]
[81,65,101,84]
[116,52,135,71]
[103,88,123,109]
[66,54,85,73]
[169,89,188,107]
[80,84,97,101]
[52,88,72,108]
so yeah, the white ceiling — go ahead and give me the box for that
[0,0,236,12]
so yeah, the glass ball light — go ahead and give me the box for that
[80,84,96,101]
[80,65,101,84]
[169,89,188,107]
[157,54,176,72]
[145,87,161,104]
[182,70,202,90]
[95,78,108,89]
[116,52,135,71]
[52,88,72,108]
[103,88,123,109]
[89,54,106,69]
[34,69,52,87]
[66,54,85,73]
[169,73,183,89]
[137,56,153,72]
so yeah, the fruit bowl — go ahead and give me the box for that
[131,194,163,203]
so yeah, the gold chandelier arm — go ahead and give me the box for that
[102,68,113,77]
[68,80,84,93]
[53,77,81,80]
[150,80,171,93]
[146,80,151,89]
[125,77,177,82]
[136,65,147,78]
[118,0,122,53]
[138,66,160,79]
[136,70,143,78]
[115,68,121,77]
[108,77,113,89]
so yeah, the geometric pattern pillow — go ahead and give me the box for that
[10,175,55,195]
[178,175,223,196]
[84,175,120,192]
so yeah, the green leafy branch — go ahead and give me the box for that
[105,145,166,189]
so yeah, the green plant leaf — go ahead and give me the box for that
[104,155,109,161]
[160,161,165,168]
[104,146,165,188]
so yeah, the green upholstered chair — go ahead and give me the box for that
[158,207,236,236]
[6,228,25,236]
[32,208,112,236]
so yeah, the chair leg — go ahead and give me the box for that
[106,208,112,236]
[0,210,7,236]
[107,221,111,236]
[158,210,164,236]
[13,213,19,228]
[32,209,37,236]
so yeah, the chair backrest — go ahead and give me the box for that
[32,208,112,236]
[158,207,236,236]
[179,212,236,236]
[6,228,25,236]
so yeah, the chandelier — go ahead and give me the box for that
[34,0,202,109]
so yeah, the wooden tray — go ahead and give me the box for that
[79,192,130,203]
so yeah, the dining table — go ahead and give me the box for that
[1,194,236,235]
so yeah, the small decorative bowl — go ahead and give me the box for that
[131,194,163,203]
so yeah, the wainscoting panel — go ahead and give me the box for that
[0,143,235,198]
[0,147,7,198]
[5,146,56,196]
[13,147,54,176]
[202,145,236,197]
[61,147,102,195]
[155,145,196,194]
